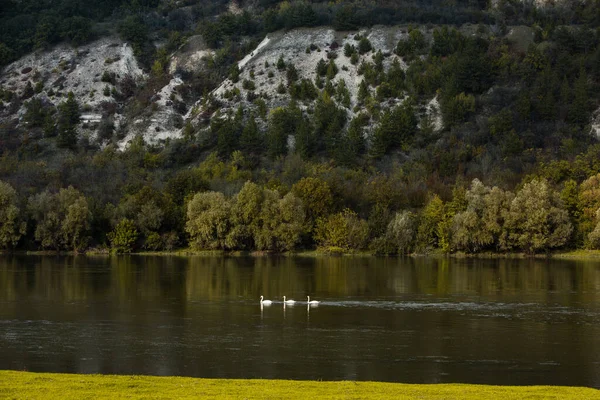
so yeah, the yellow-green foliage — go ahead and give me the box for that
[108,218,139,253]
[0,371,598,399]
[315,209,369,251]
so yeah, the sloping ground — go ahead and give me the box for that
[2,24,595,149]
[0,37,146,144]
[209,26,414,119]
[0,37,145,111]
[168,35,214,75]
[0,371,598,399]
[0,36,191,148]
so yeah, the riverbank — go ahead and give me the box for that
[14,248,600,261]
[0,371,597,399]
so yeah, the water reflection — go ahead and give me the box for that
[2,256,600,303]
[0,255,599,387]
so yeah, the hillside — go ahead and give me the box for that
[0,0,600,255]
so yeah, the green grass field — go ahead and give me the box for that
[0,371,598,399]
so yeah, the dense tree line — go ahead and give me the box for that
[2,159,600,255]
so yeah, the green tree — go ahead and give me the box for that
[451,179,512,253]
[57,91,80,149]
[228,182,305,251]
[267,104,302,159]
[275,192,305,251]
[118,15,148,56]
[357,79,369,103]
[228,181,263,249]
[358,37,372,54]
[58,187,91,251]
[0,181,26,249]
[386,210,418,254]
[440,92,475,128]
[27,187,90,251]
[111,186,177,244]
[370,100,417,158]
[60,16,92,46]
[561,179,584,247]
[416,194,445,250]
[239,113,263,163]
[0,43,15,66]
[291,177,333,227]
[568,69,590,125]
[501,179,572,254]
[186,191,231,250]
[277,54,286,70]
[326,59,338,80]
[108,218,138,253]
[315,209,369,251]
[578,174,600,246]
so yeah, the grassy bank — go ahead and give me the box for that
[552,249,600,259]
[0,371,598,399]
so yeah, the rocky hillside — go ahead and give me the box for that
[1,26,436,149]
[4,23,599,155]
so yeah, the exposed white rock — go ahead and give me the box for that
[1,36,149,148]
[117,77,185,149]
[156,77,184,107]
[591,107,600,138]
[168,35,214,75]
[81,114,102,124]
[228,0,243,15]
[426,96,444,132]
[238,36,271,70]
[1,37,145,110]
[204,26,413,122]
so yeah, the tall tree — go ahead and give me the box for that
[501,179,572,254]
[0,181,26,249]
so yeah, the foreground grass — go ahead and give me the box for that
[0,371,598,399]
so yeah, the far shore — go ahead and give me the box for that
[4,248,600,261]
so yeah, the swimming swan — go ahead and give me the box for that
[283,296,295,304]
[260,295,272,305]
[307,296,320,305]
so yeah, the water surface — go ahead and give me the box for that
[1,255,600,387]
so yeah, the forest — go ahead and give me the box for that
[1,0,600,254]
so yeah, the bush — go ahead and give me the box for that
[144,232,162,250]
[315,209,369,251]
[108,218,139,253]
[358,37,372,54]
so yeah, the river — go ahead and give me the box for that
[1,255,599,387]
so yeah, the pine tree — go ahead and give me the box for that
[57,123,77,149]
[370,101,417,158]
[59,92,80,126]
[56,92,80,149]
[358,79,369,103]
[294,118,315,159]
[240,113,263,159]
[568,69,590,125]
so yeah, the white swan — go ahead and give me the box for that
[283,296,295,304]
[260,295,272,305]
[307,296,320,305]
